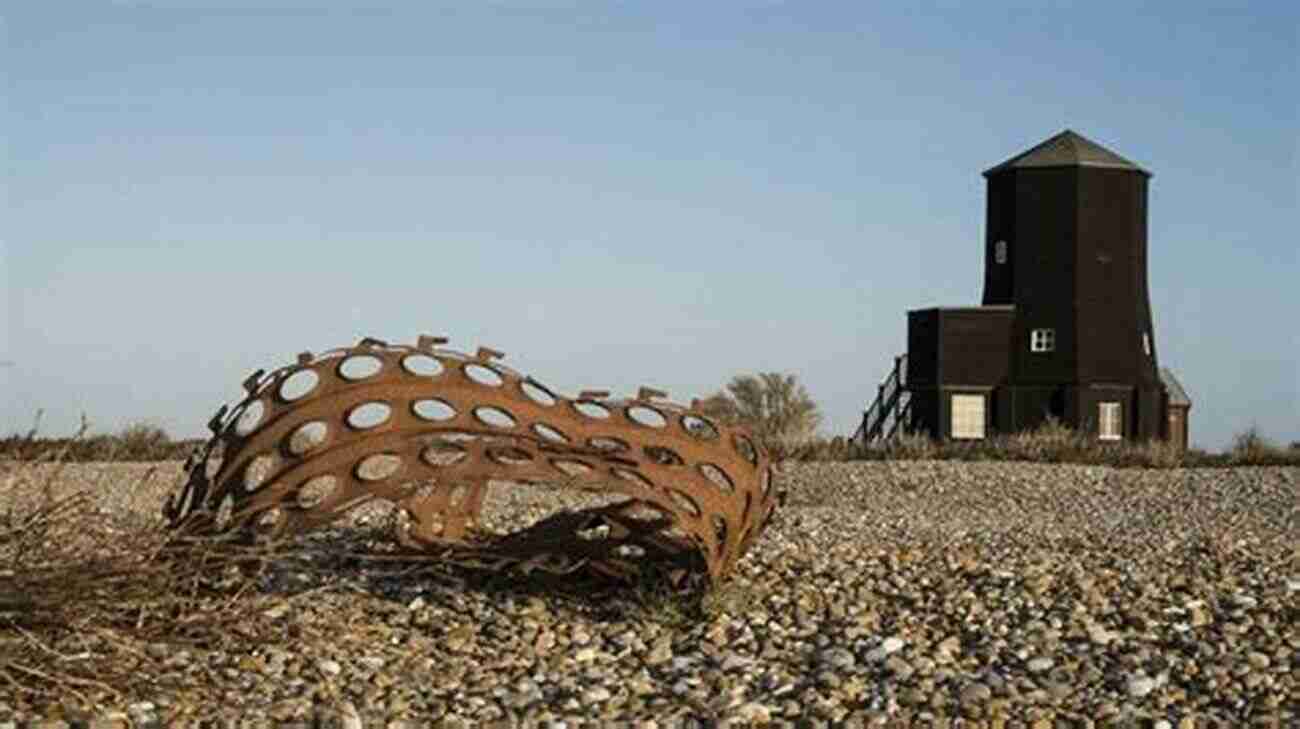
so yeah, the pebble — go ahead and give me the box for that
[1026,657,1054,673]
[1127,674,1158,697]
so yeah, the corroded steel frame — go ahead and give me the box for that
[167,337,779,583]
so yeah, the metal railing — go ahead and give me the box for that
[852,353,909,446]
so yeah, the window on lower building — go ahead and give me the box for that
[951,394,986,440]
[1030,328,1055,353]
[994,240,1008,264]
[1099,402,1122,441]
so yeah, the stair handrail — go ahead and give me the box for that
[854,354,907,445]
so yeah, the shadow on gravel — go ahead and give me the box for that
[247,518,721,627]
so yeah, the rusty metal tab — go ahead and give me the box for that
[637,387,668,401]
[166,336,780,585]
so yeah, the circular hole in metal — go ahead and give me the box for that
[588,436,628,452]
[574,401,610,419]
[623,503,668,523]
[244,454,276,492]
[402,354,444,377]
[698,463,735,493]
[552,459,593,477]
[488,446,532,465]
[297,475,338,509]
[615,543,646,559]
[473,406,516,429]
[682,414,719,440]
[339,354,383,381]
[733,435,759,466]
[279,369,320,402]
[357,453,403,481]
[662,525,693,544]
[611,467,654,488]
[577,518,610,541]
[712,515,728,552]
[521,379,557,406]
[430,431,478,444]
[464,364,504,387]
[532,423,568,443]
[667,489,701,518]
[627,405,667,428]
[422,443,468,467]
[288,421,328,456]
[644,445,684,466]
[347,401,391,430]
[412,399,457,422]
[234,401,265,436]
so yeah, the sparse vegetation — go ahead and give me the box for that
[695,372,822,460]
[784,418,1300,468]
[0,415,203,462]
[0,423,295,706]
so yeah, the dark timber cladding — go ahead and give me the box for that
[897,129,1191,446]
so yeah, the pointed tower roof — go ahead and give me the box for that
[984,129,1151,177]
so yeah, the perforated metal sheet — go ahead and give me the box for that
[166,336,779,584]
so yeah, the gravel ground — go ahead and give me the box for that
[1,460,1296,728]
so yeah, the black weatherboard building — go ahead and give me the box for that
[857,130,1192,448]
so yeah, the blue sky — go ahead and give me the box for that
[3,2,1297,450]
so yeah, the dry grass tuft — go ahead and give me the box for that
[0,422,305,709]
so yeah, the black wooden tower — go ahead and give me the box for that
[857,130,1191,446]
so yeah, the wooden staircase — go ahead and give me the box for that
[852,354,910,446]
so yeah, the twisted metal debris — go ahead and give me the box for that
[166,336,779,584]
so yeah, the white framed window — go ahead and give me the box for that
[950,394,986,440]
[994,240,1008,264]
[1099,402,1122,441]
[1142,332,1151,356]
[1030,328,1055,353]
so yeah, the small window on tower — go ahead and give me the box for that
[1143,333,1151,356]
[1030,328,1055,353]
[994,240,1007,264]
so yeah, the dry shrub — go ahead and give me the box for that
[997,416,1087,462]
[1230,425,1277,463]
[0,422,300,709]
[695,372,822,460]
[887,432,940,460]
[786,436,870,462]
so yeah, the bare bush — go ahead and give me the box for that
[0,425,298,708]
[696,373,822,459]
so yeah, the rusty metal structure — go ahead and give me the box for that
[166,336,779,584]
